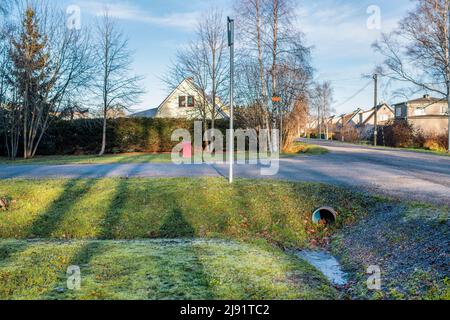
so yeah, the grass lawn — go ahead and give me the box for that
[0,178,374,244]
[323,139,450,157]
[0,239,336,300]
[0,177,446,300]
[0,153,174,165]
[0,177,372,300]
[0,143,328,166]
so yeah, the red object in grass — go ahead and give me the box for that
[183,142,192,158]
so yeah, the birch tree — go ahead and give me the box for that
[235,0,312,151]
[310,82,334,140]
[95,11,144,156]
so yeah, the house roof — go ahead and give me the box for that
[130,108,159,118]
[394,95,445,107]
[361,103,394,125]
[132,78,229,119]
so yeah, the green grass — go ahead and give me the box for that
[0,178,375,246]
[0,239,337,300]
[0,143,328,166]
[0,153,174,165]
[332,140,450,157]
[0,177,372,300]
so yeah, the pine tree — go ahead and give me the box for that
[9,7,50,159]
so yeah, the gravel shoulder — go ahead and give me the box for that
[330,202,450,300]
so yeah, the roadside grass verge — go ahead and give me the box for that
[0,143,328,166]
[0,178,376,246]
[0,153,174,165]
[0,239,337,300]
[282,143,329,157]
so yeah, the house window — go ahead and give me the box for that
[379,114,388,122]
[413,108,426,116]
[179,96,186,108]
[179,96,195,108]
[187,96,195,107]
[396,107,402,118]
[442,106,449,115]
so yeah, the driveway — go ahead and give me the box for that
[1,140,449,204]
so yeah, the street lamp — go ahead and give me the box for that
[228,17,235,183]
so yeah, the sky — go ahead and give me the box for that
[56,0,417,115]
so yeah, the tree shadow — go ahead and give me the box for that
[0,241,28,263]
[159,209,196,238]
[29,179,97,238]
[98,179,129,239]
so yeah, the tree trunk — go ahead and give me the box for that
[99,113,107,156]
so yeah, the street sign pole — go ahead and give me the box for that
[228,17,235,183]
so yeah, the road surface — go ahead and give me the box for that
[1,140,449,204]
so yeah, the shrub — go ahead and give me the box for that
[334,127,360,143]
[423,133,449,152]
[381,120,419,148]
[0,118,234,156]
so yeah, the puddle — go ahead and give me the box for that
[295,250,348,286]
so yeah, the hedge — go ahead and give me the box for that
[0,118,231,156]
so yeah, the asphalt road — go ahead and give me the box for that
[1,140,449,204]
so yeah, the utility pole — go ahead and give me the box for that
[373,73,378,147]
[227,17,235,183]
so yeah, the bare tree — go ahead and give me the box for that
[165,8,229,134]
[373,0,450,151]
[310,82,334,140]
[95,10,144,156]
[0,22,21,159]
[199,9,229,131]
[0,0,14,16]
[5,2,95,159]
[235,0,312,151]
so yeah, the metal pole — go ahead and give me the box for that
[447,1,450,152]
[280,103,283,150]
[228,17,235,183]
[373,74,378,147]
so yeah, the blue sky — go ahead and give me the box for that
[58,0,416,114]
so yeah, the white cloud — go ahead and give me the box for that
[76,0,200,30]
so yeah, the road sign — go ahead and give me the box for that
[272,96,281,103]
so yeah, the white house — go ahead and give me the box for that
[131,78,229,120]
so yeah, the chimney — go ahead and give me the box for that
[423,94,430,99]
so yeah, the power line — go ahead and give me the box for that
[332,80,373,109]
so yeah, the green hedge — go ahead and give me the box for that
[1,118,231,156]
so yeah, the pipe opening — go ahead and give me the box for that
[312,207,337,225]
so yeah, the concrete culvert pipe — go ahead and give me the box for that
[312,207,337,225]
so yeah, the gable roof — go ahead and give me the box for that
[394,95,445,107]
[132,78,229,119]
[361,103,394,125]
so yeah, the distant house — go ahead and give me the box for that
[393,95,449,135]
[131,78,229,120]
[356,103,395,137]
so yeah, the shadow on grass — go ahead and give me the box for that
[159,209,196,238]
[29,179,97,238]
